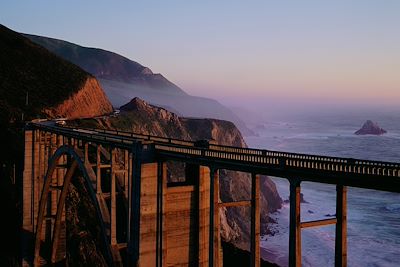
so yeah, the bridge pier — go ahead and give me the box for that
[208,168,221,267]
[289,179,301,267]
[22,129,34,266]
[251,173,260,267]
[288,180,348,267]
[335,185,347,267]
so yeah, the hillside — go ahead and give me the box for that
[0,24,113,265]
[1,26,112,122]
[24,34,254,136]
[24,34,187,96]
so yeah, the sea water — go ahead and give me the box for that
[245,113,400,267]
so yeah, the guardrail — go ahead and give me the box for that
[30,123,400,178]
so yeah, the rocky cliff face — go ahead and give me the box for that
[71,97,282,248]
[43,77,113,119]
[0,24,112,122]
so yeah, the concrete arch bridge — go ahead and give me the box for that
[22,123,400,267]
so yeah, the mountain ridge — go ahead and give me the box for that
[24,33,187,96]
[24,33,254,136]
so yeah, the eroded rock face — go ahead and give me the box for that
[70,97,282,248]
[355,120,387,135]
[43,77,113,119]
[66,175,109,266]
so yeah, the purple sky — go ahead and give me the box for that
[2,1,400,110]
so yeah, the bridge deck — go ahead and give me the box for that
[29,122,400,193]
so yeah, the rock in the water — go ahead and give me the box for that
[355,120,387,135]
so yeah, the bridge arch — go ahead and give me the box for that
[33,145,112,266]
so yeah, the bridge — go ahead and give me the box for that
[21,122,400,267]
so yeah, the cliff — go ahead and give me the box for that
[70,98,282,249]
[0,24,112,122]
[43,77,112,119]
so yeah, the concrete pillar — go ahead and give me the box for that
[251,174,260,267]
[111,149,117,245]
[50,134,58,225]
[335,185,347,267]
[208,168,220,267]
[33,131,40,232]
[138,162,164,267]
[198,166,210,267]
[22,129,34,266]
[126,153,133,245]
[289,180,301,267]
[96,145,102,194]
[124,150,129,196]
[156,161,167,267]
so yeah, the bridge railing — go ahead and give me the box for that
[64,125,196,147]
[28,123,137,149]
[32,123,400,177]
[209,143,400,167]
[66,125,400,170]
[156,142,400,177]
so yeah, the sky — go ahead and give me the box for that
[2,1,400,111]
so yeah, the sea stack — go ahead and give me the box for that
[355,120,387,135]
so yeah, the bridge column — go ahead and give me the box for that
[124,150,129,198]
[50,134,58,236]
[209,168,221,267]
[156,161,167,267]
[96,145,102,194]
[198,166,210,267]
[251,173,260,267]
[289,179,301,267]
[126,152,133,246]
[22,129,35,266]
[335,185,347,267]
[111,148,117,245]
[33,130,41,236]
[136,162,166,267]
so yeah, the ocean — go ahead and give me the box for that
[244,112,400,267]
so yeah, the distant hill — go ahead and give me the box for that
[25,34,254,136]
[24,34,187,96]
